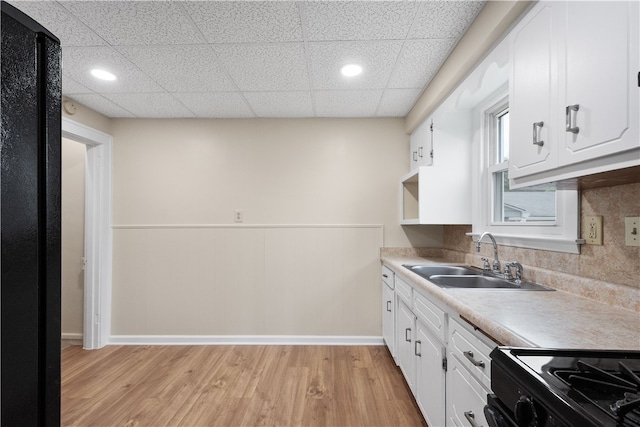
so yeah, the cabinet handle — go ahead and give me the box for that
[565,104,580,134]
[405,328,411,342]
[413,151,418,161]
[532,121,544,146]
[418,146,423,158]
[382,274,388,279]
[414,340,421,357]
[463,350,485,368]
[464,411,480,427]
[386,301,392,312]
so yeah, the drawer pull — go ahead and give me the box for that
[464,411,480,427]
[463,350,485,368]
[386,301,392,312]
[405,328,411,342]
[382,274,389,278]
[414,340,421,357]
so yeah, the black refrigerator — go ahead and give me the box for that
[1,1,62,426]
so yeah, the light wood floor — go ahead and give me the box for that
[62,345,427,427]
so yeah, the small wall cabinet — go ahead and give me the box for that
[409,119,433,171]
[401,109,472,225]
[509,1,639,188]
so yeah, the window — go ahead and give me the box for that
[471,93,580,253]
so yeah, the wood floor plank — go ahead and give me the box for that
[61,344,426,427]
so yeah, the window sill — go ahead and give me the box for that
[466,232,582,254]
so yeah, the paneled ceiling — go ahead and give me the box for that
[9,1,486,119]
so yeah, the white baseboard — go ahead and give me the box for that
[61,333,83,340]
[108,335,384,346]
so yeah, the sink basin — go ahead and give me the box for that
[403,264,554,291]
[403,264,480,280]
[429,275,553,291]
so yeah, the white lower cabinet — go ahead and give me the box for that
[447,355,490,427]
[396,299,417,393]
[416,319,446,427]
[382,282,395,357]
[383,266,498,426]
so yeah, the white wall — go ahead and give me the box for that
[109,117,441,338]
[61,137,86,338]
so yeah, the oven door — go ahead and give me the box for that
[485,394,517,427]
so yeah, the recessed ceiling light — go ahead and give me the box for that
[90,69,116,81]
[341,64,362,77]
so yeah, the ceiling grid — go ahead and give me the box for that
[9,0,486,119]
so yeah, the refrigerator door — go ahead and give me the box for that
[1,2,61,425]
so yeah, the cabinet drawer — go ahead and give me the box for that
[448,317,495,390]
[395,276,413,305]
[413,291,446,343]
[381,265,394,289]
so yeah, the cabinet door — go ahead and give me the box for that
[410,119,433,170]
[509,2,559,178]
[447,355,490,427]
[415,320,446,427]
[382,283,395,357]
[396,300,416,393]
[558,1,639,165]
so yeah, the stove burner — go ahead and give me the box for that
[555,360,640,426]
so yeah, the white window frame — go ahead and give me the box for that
[470,86,581,254]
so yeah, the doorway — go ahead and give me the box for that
[61,118,113,350]
[61,138,86,348]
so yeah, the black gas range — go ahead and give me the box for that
[486,347,640,427]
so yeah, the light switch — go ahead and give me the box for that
[625,217,640,247]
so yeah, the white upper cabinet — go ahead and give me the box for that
[509,3,558,177]
[409,118,433,171]
[509,1,639,187]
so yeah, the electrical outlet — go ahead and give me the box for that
[234,209,243,223]
[625,217,640,247]
[584,215,603,245]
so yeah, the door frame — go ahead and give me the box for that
[62,117,112,349]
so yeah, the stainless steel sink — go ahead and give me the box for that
[403,264,481,280]
[403,264,554,291]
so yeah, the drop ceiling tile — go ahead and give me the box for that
[182,1,302,43]
[307,41,402,91]
[62,75,93,95]
[8,1,107,47]
[244,92,314,118]
[314,90,383,117]
[388,39,456,89]
[408,1,485,40]
[62,46,164,93]
[66,94,136,118]
[302,1,418,41]
[172,93,254,118]
[213,44,309,91]
[376,89,421,117]
[60,1,205,45]
[117,46,236,93]
[101,93,195,118]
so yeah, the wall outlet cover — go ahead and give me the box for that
[584,215,603,245]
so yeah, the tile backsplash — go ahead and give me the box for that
[443,182,640,290]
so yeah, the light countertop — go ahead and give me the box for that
[382,255,640,350]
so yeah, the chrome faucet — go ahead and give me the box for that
[476,232,501,275]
